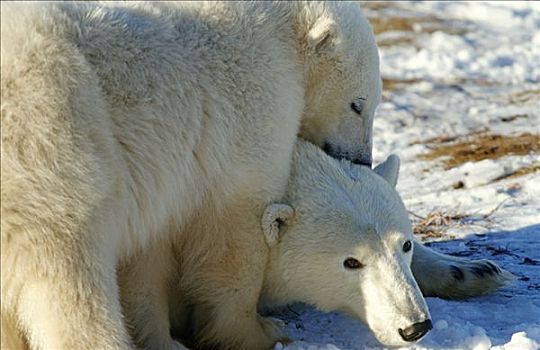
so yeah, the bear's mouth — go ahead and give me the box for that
[351,158,372,167]
[322,142,372,167]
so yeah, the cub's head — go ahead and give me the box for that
[261,142,431,347]
[292,2,381,166]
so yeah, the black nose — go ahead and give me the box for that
[351,158,372,167]
[398,319,432,342]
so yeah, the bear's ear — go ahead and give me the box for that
[307,18,338,56]
[374,154,400,188]
[261,204,294,247]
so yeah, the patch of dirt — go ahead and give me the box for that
[418,133,540,169]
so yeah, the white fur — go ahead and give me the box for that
[261,142,431,347]
[260,142,513,347]
[119,141,513,348]
[411,242,514,299]
[0,1,380,349]
[119,141,431,348]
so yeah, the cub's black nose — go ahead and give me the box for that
[398,319,433,342]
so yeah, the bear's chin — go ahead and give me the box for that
[370,327,428,348]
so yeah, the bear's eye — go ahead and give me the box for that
[350,98,365,115]
[343,258,364,269]
[403,240,412,253]
[350,102,362,115]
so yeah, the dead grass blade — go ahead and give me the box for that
[418,133,540,169]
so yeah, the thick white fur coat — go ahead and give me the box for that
[1,1,381,349]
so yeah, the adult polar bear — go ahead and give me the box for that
[1,1,381,349]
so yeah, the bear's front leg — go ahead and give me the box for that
[196,304,286,350]
[119,238,188,350]
[185,215,287,350]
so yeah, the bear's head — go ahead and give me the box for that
[261,141,431,347]
[293,2,381,166]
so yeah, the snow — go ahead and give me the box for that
[276,2,540,349]
[379,2,540,84]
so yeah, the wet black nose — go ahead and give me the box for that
[351,157,372,167]
[398,319,433,342]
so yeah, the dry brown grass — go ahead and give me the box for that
[419,133,540,169]
[382,78,422,92]
[410,199,508,241]
[410,211,465,241]
[377,35,417,48]
[359,1,471,39]
[494,163,540,181]
[507,89,540,104]
[369,15,425,35]
[411,130,487,146]
[383,78,504,93]
[358,1,393,11]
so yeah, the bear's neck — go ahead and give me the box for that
[260,248,302,308]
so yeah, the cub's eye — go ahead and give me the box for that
[403,240,412,253]
[350,102,363,115]
[343,258,364,269]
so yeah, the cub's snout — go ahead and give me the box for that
[399,319,433,342]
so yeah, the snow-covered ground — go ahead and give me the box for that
[278,2,540,349]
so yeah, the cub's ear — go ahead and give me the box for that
[307,18,338,56]
[261,204,294,247]
[374,154,400,187]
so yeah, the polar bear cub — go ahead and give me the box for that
[260,142,432,347]
[258,141,513,347]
